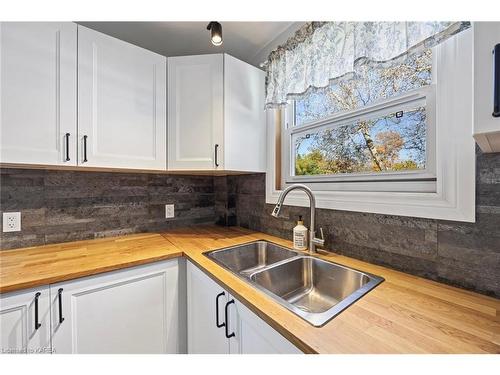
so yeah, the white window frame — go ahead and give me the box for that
[266,28,476,222]
[284,87,436,192]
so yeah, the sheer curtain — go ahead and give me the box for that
[264,21,470,108]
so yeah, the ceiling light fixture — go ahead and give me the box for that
[207,22,223,46]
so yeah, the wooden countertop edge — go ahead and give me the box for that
[0,251,183,294]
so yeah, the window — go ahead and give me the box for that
[283,50,436,192]
[294,101,427,176]
[267,29,476,222]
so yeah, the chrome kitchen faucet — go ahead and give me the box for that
[271,184,325,254]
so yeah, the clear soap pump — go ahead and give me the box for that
[293,215,308,251]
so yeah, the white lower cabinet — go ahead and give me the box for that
[0,259,182,354]
[0,286,51,354]
[2,258,299,354]
[51,259,181,354]
[186,259,230,353]
[186,261,301,354]
[229,299,302,354]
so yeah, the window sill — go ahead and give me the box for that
[265,185,475,222]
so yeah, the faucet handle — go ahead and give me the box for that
[313,227,325,248]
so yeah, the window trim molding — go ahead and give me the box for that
[265,28,476,222]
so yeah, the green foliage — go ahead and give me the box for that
[295,150,326,175]
[392,160,419,171]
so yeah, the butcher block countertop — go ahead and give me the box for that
[1,225,499,354]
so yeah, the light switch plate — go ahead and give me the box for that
[3,212,21,232]
[165,204,175,219]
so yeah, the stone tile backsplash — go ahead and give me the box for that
[0,169,215,249]
[1,146,499,298]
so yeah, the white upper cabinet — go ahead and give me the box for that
[1,24,265,173]
[168,54,266,172]
[168,54,224,170]
[473,22,500,152]
[77,26,167,170]
[0,22,77,166]
[223,54,266,172]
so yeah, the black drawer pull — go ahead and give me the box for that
[83,135,88,163]
[215,291,225,328]
[34,292,41,330]
[214,144,219,167]
[58,288,65,324]
[224,299,235,338]
[65,133,70,161]
[493,43,500,117]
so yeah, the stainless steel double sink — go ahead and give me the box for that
[205,241,384,327]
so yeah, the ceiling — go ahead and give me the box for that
[78,22,302,67]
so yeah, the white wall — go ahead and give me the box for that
[249,22,304,68]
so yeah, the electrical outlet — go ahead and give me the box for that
[3,212,21,232]
[165,204,175,219]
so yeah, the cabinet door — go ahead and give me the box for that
[51,259,179,354]
[0,286,51,354]
[473,22,500,152]
[0,22,77,166]
[223,54,266,172]
[78,26,166,170]
[168,54,224,170]
[228,296,302,354]
[186,261,229,353]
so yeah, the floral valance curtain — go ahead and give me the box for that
[264,21,470,108]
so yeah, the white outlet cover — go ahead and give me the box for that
[3,212,21,232]
[165,204,175,219]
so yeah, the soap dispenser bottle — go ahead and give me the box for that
[293,216,308,251]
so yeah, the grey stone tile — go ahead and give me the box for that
[94,227,140,239]
[436,259,499,297]
[0,233,46,249]
[45,231,95,244]
[1,186,45,210]
[1,168,217,250]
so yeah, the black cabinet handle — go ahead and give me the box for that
[34,292,41,330]
[493,43,500,117]
[215,291,225,328]
[224,299,235,338]
[65,133,70,161]
[214,144,219,167]
[83,135,88,163]
[58,288,65,324]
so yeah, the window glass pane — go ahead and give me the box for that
[294,50,432,126]
[293,104,426,176]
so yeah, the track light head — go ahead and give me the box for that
[207,22,223,46]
